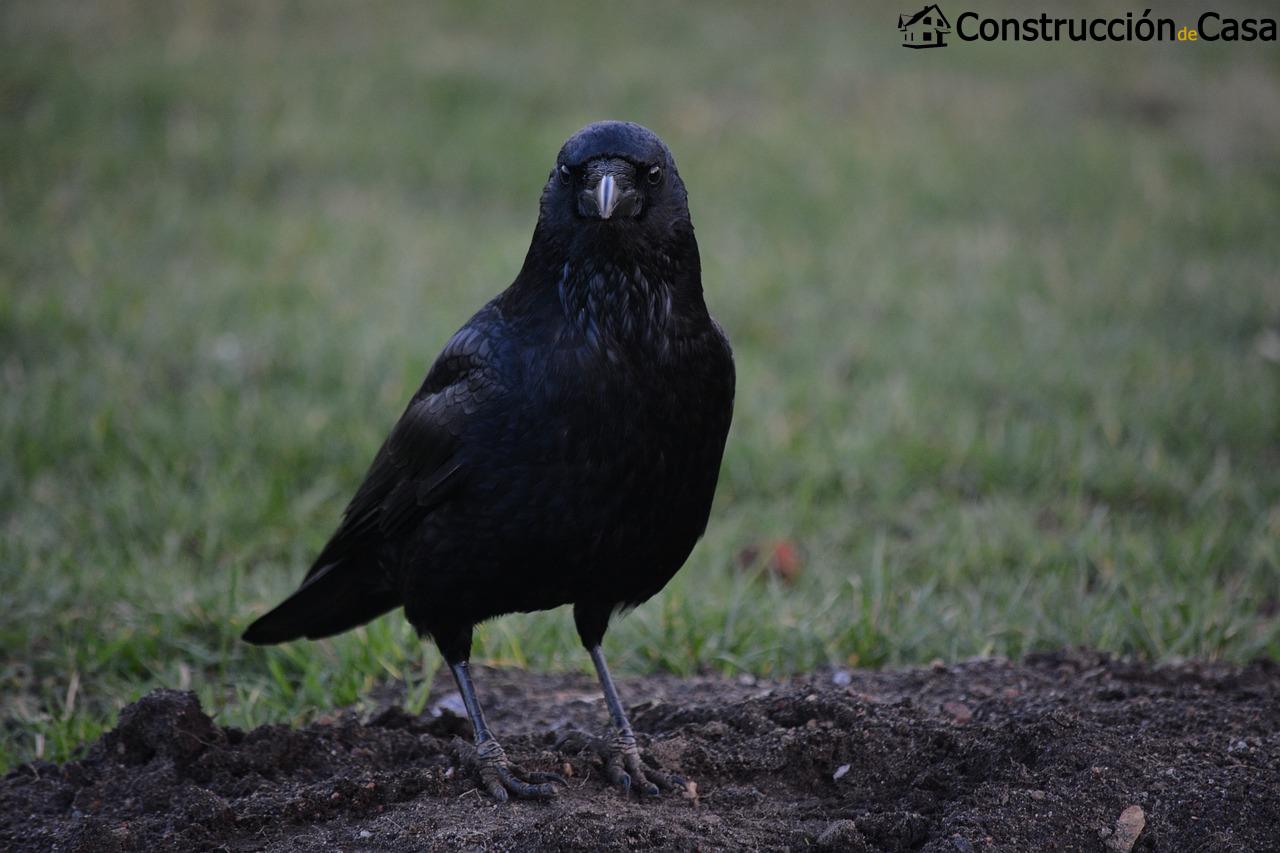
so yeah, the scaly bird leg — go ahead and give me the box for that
[449,660,564,802]
[587,645,687,797]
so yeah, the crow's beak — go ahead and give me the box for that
[579,159,641,220]
[594,174,620,220]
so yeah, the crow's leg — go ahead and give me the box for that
[586,644,687,797]
[448,658,564,802]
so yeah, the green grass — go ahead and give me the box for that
[3,1,1278,772]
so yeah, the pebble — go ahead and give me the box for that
[832,764,851,782]
[430,692,468,718]
[1105,805,1146,852]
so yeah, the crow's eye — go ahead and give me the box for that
[558,164,572,186]
[647,164,663,186]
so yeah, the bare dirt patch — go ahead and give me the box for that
[3,651,1277,851]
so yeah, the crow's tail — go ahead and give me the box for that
[241,560,400,645]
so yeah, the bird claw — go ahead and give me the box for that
[457,737,566,802]
[591,731,687,798]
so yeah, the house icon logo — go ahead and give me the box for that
[898,4,951,48]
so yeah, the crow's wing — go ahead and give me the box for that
[304,321,504,579]
[242,320,507,644]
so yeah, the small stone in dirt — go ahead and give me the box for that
[358,830,371,839]
[815,819,869,852]
[833,763,851,782]
[1105,805,1146,852]
[430,692,467,718]
[942,701,973,724]
[832,669,852,686]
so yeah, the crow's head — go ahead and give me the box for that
[539,122,691,249]
[510,122,705,341]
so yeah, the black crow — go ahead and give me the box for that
[243,121,735,802]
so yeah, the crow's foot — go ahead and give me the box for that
[603,731,677,797]
[561,730,689,798]
[455,737,565,802]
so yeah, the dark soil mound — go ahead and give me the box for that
[3,651,1277,851]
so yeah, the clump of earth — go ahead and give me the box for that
[2,650,1276,851]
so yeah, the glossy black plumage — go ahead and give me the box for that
[243,124,733,798]
[245,121,733,654]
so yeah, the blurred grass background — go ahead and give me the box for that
[2,0,1278,770]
